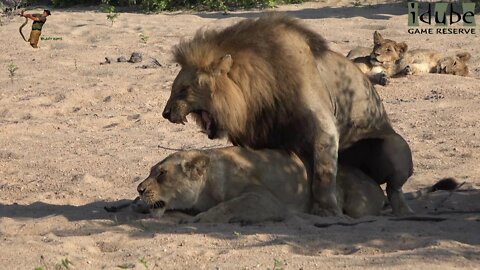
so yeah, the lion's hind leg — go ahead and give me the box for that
[382,133,414,216]
[190,190,287,224]
[338,134,414,216]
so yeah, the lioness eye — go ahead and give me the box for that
[156,170,166,182]
[453,61,457,66]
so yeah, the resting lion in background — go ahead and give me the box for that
[136,147,386,223]
[161,15,413,216]
[352,31,409,85]
[400,50,471,76]
[351,32,471,85]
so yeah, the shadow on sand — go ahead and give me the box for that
[193,2,407,20]
[1,189,479,258]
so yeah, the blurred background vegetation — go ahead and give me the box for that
[1,0,479,13]
[1,0,308,12]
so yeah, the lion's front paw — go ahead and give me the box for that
[379,73,390,86]
[404,65,413,75]
[187,211,223,223]
[178,216,197,224]
[311,202,342,217]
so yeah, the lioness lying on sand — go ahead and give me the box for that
[350,31,471,85]
[135,147,386,223]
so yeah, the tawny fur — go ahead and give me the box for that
[351,32,471,84]
[352,31,408,85]
[137,147,386,223]
[163,15,414,216]
[346,46,372,60]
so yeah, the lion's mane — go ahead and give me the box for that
[172,15,329,149]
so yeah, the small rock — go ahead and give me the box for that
[127,114,140,120]
[128,52,143,63]
[117,56,128,62]
[424,89,445,101]
[137,58,162,69]
[100,57,114,65]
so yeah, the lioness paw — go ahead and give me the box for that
[311,202,343,217]
[178,217,196,224]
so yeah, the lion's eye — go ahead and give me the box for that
[386,48,392,52]
[156,170,166,182]
[453,61,457,66]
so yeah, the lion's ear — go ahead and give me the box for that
[456,52,471,62]
[396,42,408,56]
[373,31,383,45]
[213,54,233,76]
[181,155,210,180]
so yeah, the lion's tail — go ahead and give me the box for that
[404,178,459,200]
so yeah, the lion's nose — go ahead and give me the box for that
[162,108,171,119]
[137,184,146,195]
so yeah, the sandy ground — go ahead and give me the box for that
[0,1,479,269]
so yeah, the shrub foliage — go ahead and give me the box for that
[30,0,306,12]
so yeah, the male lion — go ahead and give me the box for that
[136,147,386,223]
[162,15,413,216]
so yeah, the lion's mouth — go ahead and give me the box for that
[190,110,217,139]
[151,200,166,209]
[370,57,383,66]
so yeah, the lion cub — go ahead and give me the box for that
[352,31,408,86]
[136,147,386,223]
[435,52,471,76]
[350,32,471,85]
[397,50,471,76]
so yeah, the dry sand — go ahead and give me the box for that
[0,1,479,269]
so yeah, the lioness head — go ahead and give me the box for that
[370,31,408,67]
[436,52,471,76]
[137,151,210,217]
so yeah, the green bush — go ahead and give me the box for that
[44,0,307,11]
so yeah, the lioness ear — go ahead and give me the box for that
[456,52,471,62]
[373,31,383,45]
[181,155,210,180]
[396,42,408,56]
[213,54,233,76]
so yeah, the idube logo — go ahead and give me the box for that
[408,2,476,34]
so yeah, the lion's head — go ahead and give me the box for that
[162,52,242,140]
[370,31,408,67]
[137,151,210,217]
[436,52,471,76]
